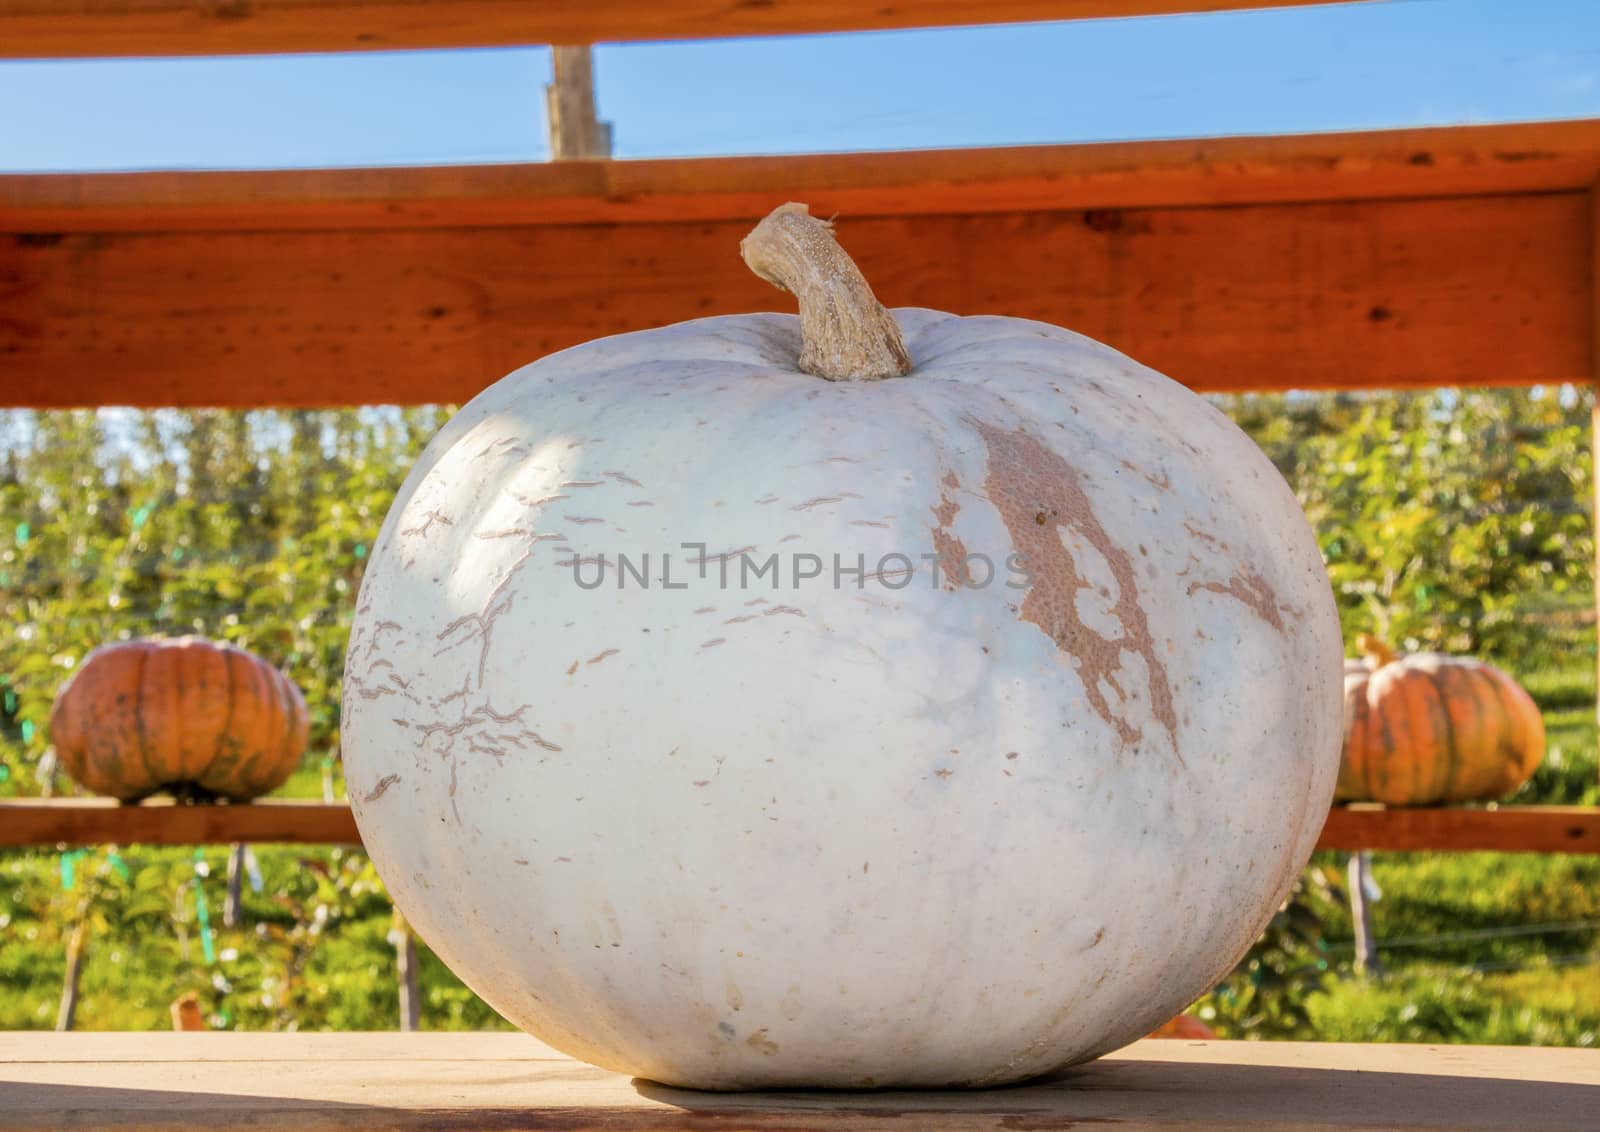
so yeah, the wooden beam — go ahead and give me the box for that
[0,1,1361,58]
[0,799,361,846]
[6,121,1600,234]
[2,799,1596,853]
[2,191,1587,407]
[1316,805,1600,854]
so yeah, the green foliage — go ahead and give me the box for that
[0,845,511,1032]
[0,407,449,796]
[1308,968,1600,1047]
[1195,864,1345,1039]
[1223,387,1594,664]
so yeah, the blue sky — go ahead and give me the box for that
[1,0,1598,171]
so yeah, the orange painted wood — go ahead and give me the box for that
[1316,805,1600,854]
[2,192,1587,407]
[1,799,1596,852]
[0,798,360,846]
[0,1,1356,58]
[6,121,1600,233]
[2,1033,1597,1130]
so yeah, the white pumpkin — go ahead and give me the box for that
[343,203,1342,1089]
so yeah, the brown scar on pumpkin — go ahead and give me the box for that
[693,545,759,567]
[362,773,401,802]
[475,528,563,541]
[1119,458,1171,492]
[475,437,526,459]
[1187,570,1287,632]
[604,471,643,486]
[971,418,1182,763]
[511,491,569,508]
[930,475,970,589]
[400,509,453,538]
[1183,521,1229,550]
[587,649,621,665]
[566,660,580,676]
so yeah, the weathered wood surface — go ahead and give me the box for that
[5,120,1596,409]
[2,798,1596,852]
[0,192,1586,407]
[545,46,610,162]
[1318,804,1600,854]
[1,1033,1597,1130]
[0,1,1358,58]
[0,798,361,846]
[9,122,1600,231]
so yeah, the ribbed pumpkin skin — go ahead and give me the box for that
[1339,653,1544,805]
[50,636,309,802]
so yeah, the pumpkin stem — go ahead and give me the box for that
[740,202,913,382]
[1356,633,1398,668]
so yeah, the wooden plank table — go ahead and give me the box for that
[2,1033,1597,1130]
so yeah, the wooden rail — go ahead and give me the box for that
[2,799,1596,853]
[0,1,1356,58]
[4,120,1598,409]
[0,799,361,847]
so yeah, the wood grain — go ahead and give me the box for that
[0,1,1357,57]
[0,798,360,846]
[2,1033,1597,1130]
[2,192,1586,408]
[2,798,1596,852]
[6,121,1600,233]
[1316,805,1600,854]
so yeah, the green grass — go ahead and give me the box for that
[1307,967,1600,1047]
[0,844,510,1032]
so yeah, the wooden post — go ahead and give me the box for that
[1347,851,1380,974]
[37,748,57,797]
[55,918,87,1031]
[545,46,612,160]
[390,909,421,1032]
[223,843,245,929]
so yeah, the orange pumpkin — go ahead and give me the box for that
[1338,635,1544,806]
[50,636,309,803]
[1147,1014,1216,1040]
